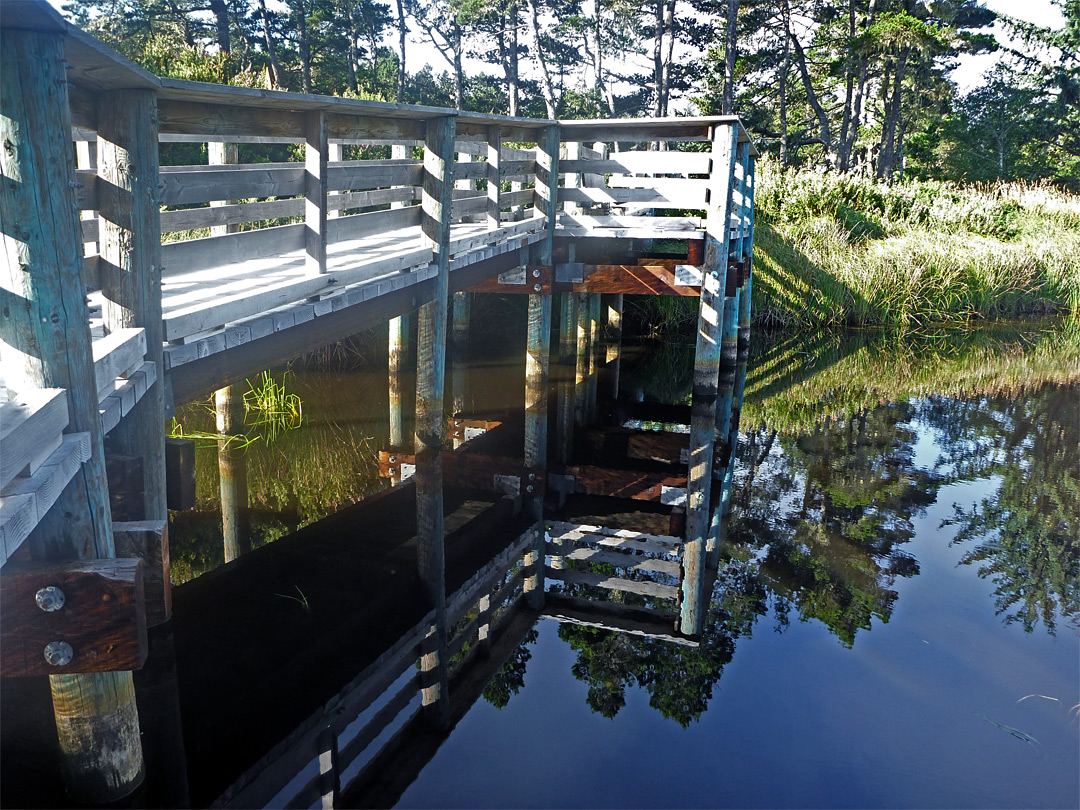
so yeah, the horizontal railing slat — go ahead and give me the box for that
[161,222,306,276]
[546,566,679,600]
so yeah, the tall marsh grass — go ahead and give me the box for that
[753,162,1080,327]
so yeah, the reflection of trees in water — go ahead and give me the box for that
[734,402,938,647]
[931,385,1080,635]
[483,629,539,709]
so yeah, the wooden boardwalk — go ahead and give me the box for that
[0,0,756,803]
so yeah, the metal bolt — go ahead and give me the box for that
[526,484,534,493]
[35,586,65,612]
[388,468,396,475]
[44,641,73,667]
[528,473,536,481]
[389,455,396,463]
[532,269,541,278]
[533,284,542,292]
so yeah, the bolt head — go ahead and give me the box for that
[388,468,396,475]
[532,269,541,278]
[528,472,536,480]
[533,284,542,292]
[526,484,534,493]
[389,455,396,463]
[44,641,73,667]
[35,586,65,612]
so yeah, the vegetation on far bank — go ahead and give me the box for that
[750,162,1080,328]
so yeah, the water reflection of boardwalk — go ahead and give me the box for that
[0,1,756,803]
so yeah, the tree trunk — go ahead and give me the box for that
[877,47,908,180]
[837,0,855,167]
[841,0,880,172]
[661,0,676,116]
[342,0,358,93]
[293,0,312,93]
[653,0,664,118]
[722,0,739,114]
[527,0,557,117]
[209,0,230,53]
[791,32,832,161]
[257,0,284,88]
[779,0,791,165]
[396,0,407,102]
[453,20,464,109]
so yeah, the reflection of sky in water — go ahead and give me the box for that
[398,387,1079,810]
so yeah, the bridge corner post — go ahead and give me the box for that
[0,29,145,802]
[605,294,623,400]
[679,122,738,638]
[415,113,457,731]
[523,124,559,610]
[97,89,166,523]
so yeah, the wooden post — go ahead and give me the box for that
[327,141,342,219]
[564,141,580,215]
[215,385,249,562]
[208,141,239,235]
[486,125,501,229]
[415,114,456,730]
[305,111,328,274]
[680,122,738,638]
[605,294,623,400]
[452,292,470,351]
[0,30,144,801]
[97,89,166,522]
[523,124,558,610]
[739,152,756,359]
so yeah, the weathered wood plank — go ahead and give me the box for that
[560,153,712,175]
[159,163,305,205]
[0,434,92,565]
[546,544,681,577]
[542,593,695,646]
[91,327,146,399]
[0,557,147,677]
[305,111,329,273]
[546,566,679,600]
[0,388,69,491]
[546,521,683,556]
[562,464,688,502]
[160,197,303,232]
[160,223,305,277]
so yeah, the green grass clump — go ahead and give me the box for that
[752,161,1080,327]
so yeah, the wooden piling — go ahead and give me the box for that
[556,292,577,463]
[604,294,623,400]
[388,314,407,455]
[208,141,239,234]
[680,122,738,638]
[414,114,456,730]
[215,385,249,562]
[574,293,591,427]
[0,29,144,801]
[586,293,601,423]
[97,88,167,522]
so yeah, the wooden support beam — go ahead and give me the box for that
[587,293,600,424]
[542,594,694,646]
[164,437,195,510]
[414,114,456,731]
[605,294,623,399]
[1,30,146,800]
[305,111,329,274]
[561,464,687,503]
[680,122,738,637]
[557,264,701,296]
[0,558,147,677]
[388,313,408,459]
[97,88,167,522]
[113,520,171,627]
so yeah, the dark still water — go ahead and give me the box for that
[166,319,1079,809]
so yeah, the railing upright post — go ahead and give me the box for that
[486,124,501,229]
[1,30,146,802]
[415,114,457,731]
[523,124,559,610]
[97,88,167,522]
[605,293,623,399]
[680,122,738,638]
[305,110,328,274]
[216,385,250,561]
[209,141,239,234]
[327,141,342,219]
